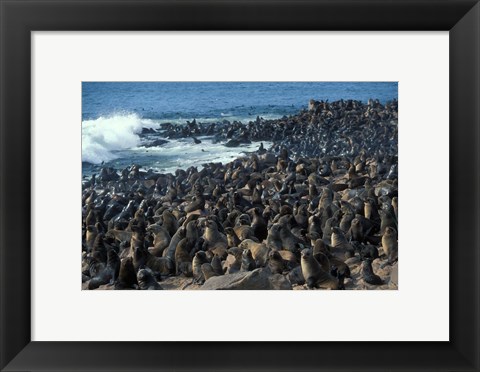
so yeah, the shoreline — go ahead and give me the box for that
[82,99,398,290]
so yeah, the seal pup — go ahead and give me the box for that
[267,250,286,274]
[224,247,243,274]
[361,258,384,285]
[137,269,163,290]
[300,248,339,289]
[225,227,241,248]
[192,251,208,284]
[347,218,364,242]
[211,254,224,275]
[241,249,256,271]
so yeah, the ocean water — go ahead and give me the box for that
[82,82,398,175]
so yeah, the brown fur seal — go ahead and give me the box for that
[233,224,257,241]
[162,209,178,237]
[277,250,299,269]
[175,238,194,276]
[146,251,174,277]
[137,242,154,270]
[381,226,398,264]
[392,196,398,218]
[129,225,146,255]
[91,233,108,263]
[279,224,305,253]
[300,248,338,289]
[203,220,228,251]
[224,248,242,274]
[238,239,270,267]
[251,208,268,241]
[146,224,171,257]
[267,250,286,274]
[379,207,397,234]
[137,269,163,290]
[225,227,241,247]
[211,254,224,275]
[241,249,256,271]
[184,194,206,213]
[287,266,305,285]
[361,258,384,285]
[85,225,98,252]
[163,226,185,261]
[347,217,364,242]
[331,227,355,258]
[266,223,283,251]
[115,257,138,289]
[192,251,208,284]
[87,249,120,290]
[201,263,219,280]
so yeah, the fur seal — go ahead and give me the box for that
[348,218,364,242]
[211,254,224,275]
[146,224,171,257]
[361,258,384,285]
[201,263,219,280]
[175,238,193,276]
[300,248,339,289]
[238,239,270,267]
[381,226,398,264]
[224,248,242,274]
[137,269,163,290]
[331,227,355,258]
[241,249,256,271]
[146,251,174,277]
[85,225,98,252]
[164,226,186,261]
[162,210,178,237]
[203,220,228,250]
[184,194,206,213]
[287,266,305,285]
[115,257,138,289]
[266,223,283,251]
[225,227,241,247]
[193,251,208,284]
[267,250,286,274]
[251,208,268,241]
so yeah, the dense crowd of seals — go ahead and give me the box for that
[82,99,398,290]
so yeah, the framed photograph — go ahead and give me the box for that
[1,0,479,371]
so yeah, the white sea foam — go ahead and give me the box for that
[132,138,273,174]
[82,113,157,164]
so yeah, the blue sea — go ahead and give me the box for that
[82,82,398,175]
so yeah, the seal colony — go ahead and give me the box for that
[82,98,398,290]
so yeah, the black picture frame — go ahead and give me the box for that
[1,1,479,371]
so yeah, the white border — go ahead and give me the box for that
[32,32,449,341]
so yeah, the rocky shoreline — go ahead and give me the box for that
[82,99,398,290]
